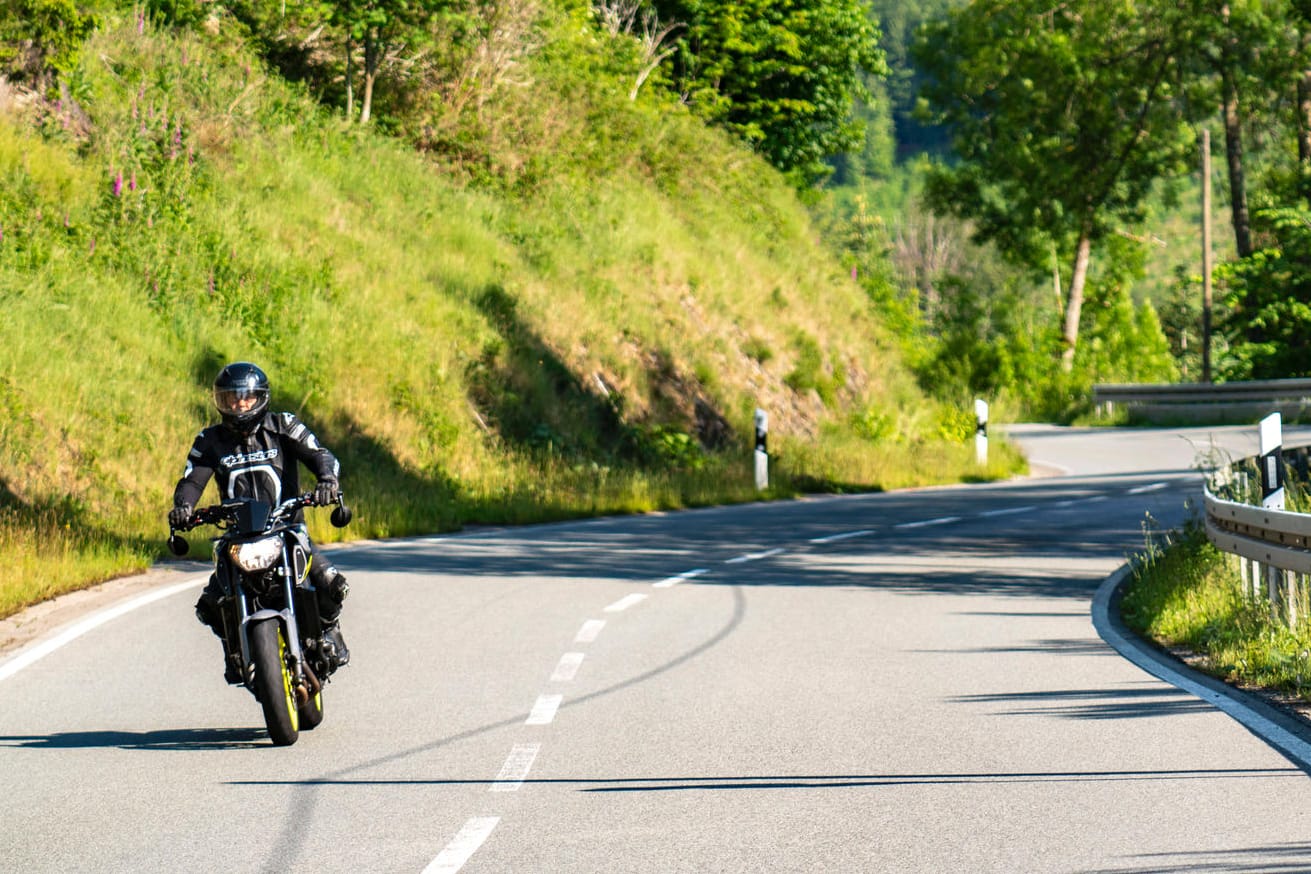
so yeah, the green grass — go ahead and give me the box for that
[1120,517,1311,702]
[0,14,1027,622]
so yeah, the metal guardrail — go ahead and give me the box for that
[1096,378,1311,406]
[1204,445,1311,625]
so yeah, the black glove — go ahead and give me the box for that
[169,504,193,528]
[314,479,340,506]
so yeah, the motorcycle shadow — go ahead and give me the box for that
[0,727,267,751]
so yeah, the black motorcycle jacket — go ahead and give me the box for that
[173,412,340,513]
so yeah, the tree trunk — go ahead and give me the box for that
[1300,71,1311,165]
[1222,72,1252,258]
[1218,1,1252,260]
[1060,230,1093,372]
[345,36,354,120]
[360,32,378,124]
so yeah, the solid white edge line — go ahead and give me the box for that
[0,577,206,684]
[422,817,500,874]
[551,652,585,683]
[894,516,962,530]
[526,694,563,725]
[604,593,648,613]
[1093,565,1311,770]
[575,619,606,643]
[491,743,541,791]
[809,529,872,544]
[1128,482,1169,495]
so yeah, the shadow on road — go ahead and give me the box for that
[950,684,1218,720]
[338,474,1189,601]
[0,727,267,751]
[227,765,1300,792]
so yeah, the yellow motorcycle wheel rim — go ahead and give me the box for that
[278,628,299,733]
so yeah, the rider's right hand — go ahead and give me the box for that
[169,504,194,528]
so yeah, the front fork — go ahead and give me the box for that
[230,548,319,703]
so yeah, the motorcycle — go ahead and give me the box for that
[168,492,352,746]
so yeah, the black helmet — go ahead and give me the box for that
[213,362,270,433]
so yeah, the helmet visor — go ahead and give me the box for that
[214,386,269,418]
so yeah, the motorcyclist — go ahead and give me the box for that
[169,362,350,682]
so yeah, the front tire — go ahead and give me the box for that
[250,618,299,746]
[299,686,324,730]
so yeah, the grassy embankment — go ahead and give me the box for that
[0,14,1024,621]
[1122,512,1311,705]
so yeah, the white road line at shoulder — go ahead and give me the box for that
[423,817,500,874]
[725,548,785,564]
[526,694,563,725]
[551,653,584,682]
[654,568,709,588]
[810,529,872,544]
[575,619,606,643]
[894,516,962,530]
[0,578,205,685]
[604,593,648,613]
[1128,482,1169,494]
[491,743,540,791]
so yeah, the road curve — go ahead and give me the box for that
[3,424,1311,873]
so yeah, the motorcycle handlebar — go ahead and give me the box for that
[169,492,348,534]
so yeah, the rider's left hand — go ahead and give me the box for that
[314,479,340,506]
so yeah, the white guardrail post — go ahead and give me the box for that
[1260,413,1287,621]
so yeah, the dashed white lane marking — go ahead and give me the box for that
[654,568,709,588]
[1129,482,1169,494]
[491,744,541,791]
[894,516,961,530]
[604,593,648,613]
[0,578,204,685]
[809,529,872,544]
[725,548,785,564]
[979,506,1036,518]
[423,817,500,874]
[551,653,585,682]
[526,694,563,726]
[575,619,606,643]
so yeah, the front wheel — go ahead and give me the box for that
[250,618,299,746]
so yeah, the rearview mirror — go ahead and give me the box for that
[167,534,190,557]
[330,504,352,528]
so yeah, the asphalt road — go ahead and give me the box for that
[4,424,1311,873]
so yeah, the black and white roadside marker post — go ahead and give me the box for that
[1260,412,1284,510]
[1259,412,1285,615]
[975,399,988,466]
[754,408,768,491]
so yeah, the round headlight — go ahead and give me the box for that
[230,536,283,573]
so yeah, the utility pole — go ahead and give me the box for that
[1202,128,1214,384]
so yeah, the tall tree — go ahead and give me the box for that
[652,0,887,185]
[915,0,1199,370]
[325,0,448,123]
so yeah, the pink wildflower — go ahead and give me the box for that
[129,172,137,192]
[112,172,123,197]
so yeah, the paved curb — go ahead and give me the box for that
[1093,563,1311,773]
